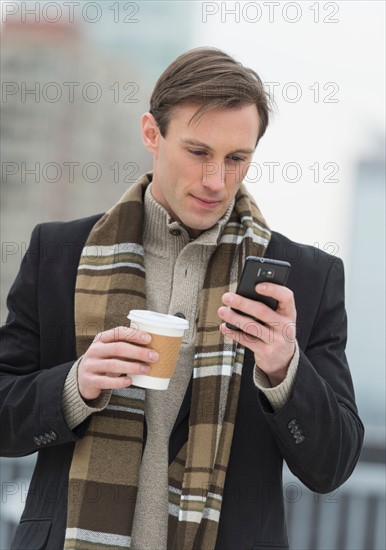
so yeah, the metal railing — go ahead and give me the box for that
[283,460,386,550]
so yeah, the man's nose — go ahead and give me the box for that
[202,161,226,191]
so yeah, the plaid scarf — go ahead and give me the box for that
[64,172,270,549]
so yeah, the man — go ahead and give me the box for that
[1,47,363,550]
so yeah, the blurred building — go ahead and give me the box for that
[346,134,386,438]
[1,19,152,323]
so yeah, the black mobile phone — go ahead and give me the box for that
[225,256,291,330]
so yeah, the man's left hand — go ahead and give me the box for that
[218,283,297,386]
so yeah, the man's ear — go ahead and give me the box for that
[141,112,161,153]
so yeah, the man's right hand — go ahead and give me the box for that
[78,326,159,401]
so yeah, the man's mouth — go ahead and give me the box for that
[191,195,221,209]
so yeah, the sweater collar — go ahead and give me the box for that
[143,181,235,250]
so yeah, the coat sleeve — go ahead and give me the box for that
[0,225,87,458]
[258,257,364,493]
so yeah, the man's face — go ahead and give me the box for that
[142,103,260,237]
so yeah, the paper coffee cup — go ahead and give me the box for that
[127,310,189,390]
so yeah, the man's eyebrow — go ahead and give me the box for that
[181,138,255,155]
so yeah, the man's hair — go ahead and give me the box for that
[149,47,272,144]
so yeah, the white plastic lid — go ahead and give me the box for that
[127,310,189,331]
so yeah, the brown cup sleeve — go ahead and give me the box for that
[146,334,183,378]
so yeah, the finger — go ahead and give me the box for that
[97,359,151,376]
[254,283,296,315]
[90,341,159,363]
[219,321,292,365]
[218,306,261,335]
[218,307,278,344]
[220,295,281,326]
[86,373,135,391]
[93,326,152,345]
[219,322,264,349]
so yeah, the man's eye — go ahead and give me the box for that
[227,155,245,163]
[189,149,207,157]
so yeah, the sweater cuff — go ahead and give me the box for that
[62,358,112,431]
[253,340,299,411]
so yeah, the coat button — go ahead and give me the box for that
[39,435,48,445]
[290,424,301,434]
[44,432,53,442]
[293,429,303,438]
[33,436,41,446]
[174,312,186,319]
[288,419,297,429]
[49,431,58,441]
[295,435,306,444]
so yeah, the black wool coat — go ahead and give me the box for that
[0,215,364,550]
